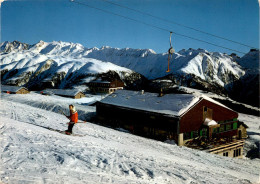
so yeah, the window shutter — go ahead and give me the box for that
[233,122,238,130]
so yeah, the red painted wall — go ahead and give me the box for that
[179,99,238,133]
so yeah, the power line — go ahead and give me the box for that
[100,0,257,50]
[70,0,247,54]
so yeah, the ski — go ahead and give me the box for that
[47,128,83,137]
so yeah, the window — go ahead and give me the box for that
[184,130,201,140]
[193,130,199,138]
[223,152,229,157]
[184,132,192,140]
[202,129,207,136]
[200,128,207,137]
[219,125,225,132]
[226,124,232,131]
[203,106,213,121]
[213,128,218,133]
[233,148,241,157]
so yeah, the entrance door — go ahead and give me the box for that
[238,130,242,139]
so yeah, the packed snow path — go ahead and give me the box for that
[0,98,260,183]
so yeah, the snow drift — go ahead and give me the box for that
[0,93,260,184]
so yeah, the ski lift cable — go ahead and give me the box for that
[70,0,247,55]
[99,0,257,50]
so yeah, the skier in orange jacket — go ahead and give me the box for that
[65,104,78,135]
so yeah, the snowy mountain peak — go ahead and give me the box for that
[237,49,260,71]
[0,40,247,89]
[0,40,142,89]
[0,40,30,53]
[101,46,111,49]
[37,40,46,44]
[30,41,85,56]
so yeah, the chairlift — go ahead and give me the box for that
[166,32,175,72]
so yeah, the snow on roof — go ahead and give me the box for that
[42,88,84,97]
[1,85,28,93]
[100,90,199,117]
[99,90,234,117]
[204,118,218,126]
[200,94,233,112]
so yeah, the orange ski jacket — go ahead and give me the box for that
[69,111,78,123]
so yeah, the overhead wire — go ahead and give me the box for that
[99,0,257,50]
[70,0,248,54]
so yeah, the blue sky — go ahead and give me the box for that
[1,0,259,55]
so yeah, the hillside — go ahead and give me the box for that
[0,93,260,184]
[227,49,260,107]
[0,41,144,90]
[1,40,259,107]
[1,40,245,86]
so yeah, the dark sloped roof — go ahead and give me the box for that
[238,121,249,128]
[1,85,29,93]
[89,80,110,84]
[42,88,84,97]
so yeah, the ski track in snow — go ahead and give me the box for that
[0,94,260,184]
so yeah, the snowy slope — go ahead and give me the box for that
[1,41,245,88]
[1,94,260,184]
[0,92,100,121]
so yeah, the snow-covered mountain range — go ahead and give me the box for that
[227,49,260,107]
[1,40,259,106]
[0,41,142,90]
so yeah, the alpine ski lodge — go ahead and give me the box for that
[96,90,247,158]
[0,85,30,94]
[88,79,124,94]
[40,88,85,99]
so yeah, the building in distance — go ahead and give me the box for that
[1,85,30,94]
[88,79,124,94]
[41,88,85,99]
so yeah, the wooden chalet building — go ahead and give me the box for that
[88,79,124,94]
[96,90,247,158]
[237,121,248,139]
[41,89,85,99]
[1,85,30,94]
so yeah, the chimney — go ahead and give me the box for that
[141,90,144,95]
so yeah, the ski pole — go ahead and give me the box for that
[59,109,70,119]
